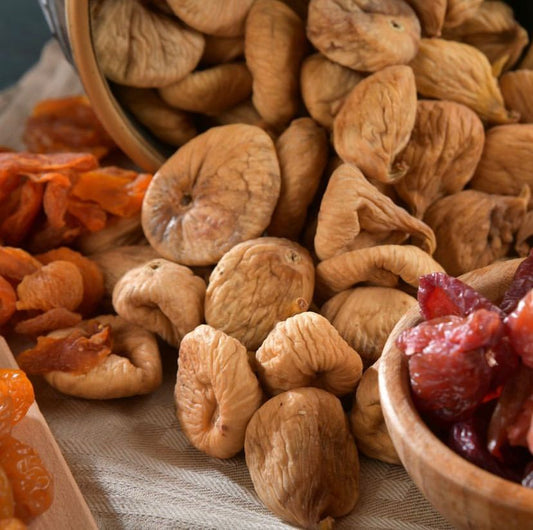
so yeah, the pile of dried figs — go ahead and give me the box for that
[42,0,533,527]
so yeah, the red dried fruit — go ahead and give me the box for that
[507,393,533,452]
[0,277,16,327]
[506,290,533,368]
[500,250,533,314]
[418,272,501,320]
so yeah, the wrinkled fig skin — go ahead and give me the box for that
[44,315,162,399]
[442,2,529,74]
[444,0,484,29]
[205,237,315,351]
[245,388,359,529]
[333,65,417,183]
[159,63,253,115]
[500,71,533,124]
[394,100,485,218]
[267,118,329,239]
[321,287,417,368]
[315,244,445,300]
[166,0,255,37]
[300,53,364,129]
[307,0,421,72]
[409,39,518,125]
[201,35,245,65]
[404,0,446,37]
[470,124,533,207]
[315,164,436,260]
[112,259,206,348]
[141,124,281,266]
[91,0,204,88]
[245,0,307,131]
[175,325,263,459]
[350,359,401,464]
[424,188,530,277]
[115,86,197,147]
[255,312,363,396]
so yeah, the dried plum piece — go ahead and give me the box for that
[505,290,533,368]
[500,250,533,315]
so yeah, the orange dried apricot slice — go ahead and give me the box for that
[0,518,27,530]
[0,248,41,283]
[13,308,82,337]
[0,371,34,427]
[0,152,98,178]
[0,277,16,327]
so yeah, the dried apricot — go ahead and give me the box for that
[0,277,16,327]
[0,152,98,177]
[0,371,34,426]
[0,464,14,519]
[0,247,41,283]
[0,393,13,441]
[13,308,82,337]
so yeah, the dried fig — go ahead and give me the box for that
[333,65,417,183]
[245,0,307,130]
[470,124,533,206]
[515,211,533,257]
[142,124,280,266]
[500,71,533,124]
[205,237,314,350]
[350,359,400,464]
[424,188,529,276]
[444,0,484,29]
[112,259,205,347]
[267,118,328,239]
[91,0,204,87]
[159,63,252,115]
[443,2,529,74]
[321,286,416,367]
[43,315,162,399]
[245,387,359,528]
[307,0,421,72]
[166,0,254,37]
[255,312,363,396]
[393,100,485,218]
[175,325,262,458]
[114,86,197,147]
[316,245,445,299]
[210,100,269,130]
[315,164,436,260]
[201,35,244,65]
[409,38,517,124]
[300,53,364,129]
[404,0,446,37]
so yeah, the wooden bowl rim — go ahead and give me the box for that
[379,258,533,510]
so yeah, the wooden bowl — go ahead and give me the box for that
[379,258,533,530]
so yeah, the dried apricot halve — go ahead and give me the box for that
[0,152,98,178]
[0,371,34,426]
[0,247,41,283]
[13,308,82,337]
[0,277,16,327]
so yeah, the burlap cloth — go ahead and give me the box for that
[0,41,454,530]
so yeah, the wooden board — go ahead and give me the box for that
[0,337,97,529]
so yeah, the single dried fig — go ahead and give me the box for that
[201,35,244,65]
[300,53,364,129]
[205,237,314,350]
[333,65,417,183]
[500,71,533,124]
[267,118,328,239]
[44,315,162,399]
[91,0,204,87]
[444,0,484,29]
[409,38,518,124]
[245,0,307,130]
[159,63,252,115]
[404,0,446,37]
[393,100,485,218]
[112,258,205,347]
[255,312,363,396]
[245,387,359,529]
[443,1,529,74]
[142,124,280,266]
[470,124,533,206]
[424,188,529,276]
[350,359,400,464]
[166,0,254,37]
[210,100,269,130]
[321,286,416,367]
[114,86,196,147]
[307,0,421,72]
[315,164,435,260]
[175,325,263,458]
[316,245,445,299]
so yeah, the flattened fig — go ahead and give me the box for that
[394,100,485,217]
[307,0,421,72]
[255,312,363,396]
[205,237,314,350]
[315,164,435,260]
[500,71,533,124]
[175,325,262,458]
[245,387,359,528]
[404,0,446,37]
[333,65,417,183]
[142,124,280,266]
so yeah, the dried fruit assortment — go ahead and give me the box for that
[396,251,533,487]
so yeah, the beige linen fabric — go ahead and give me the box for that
[0,41,453,530]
